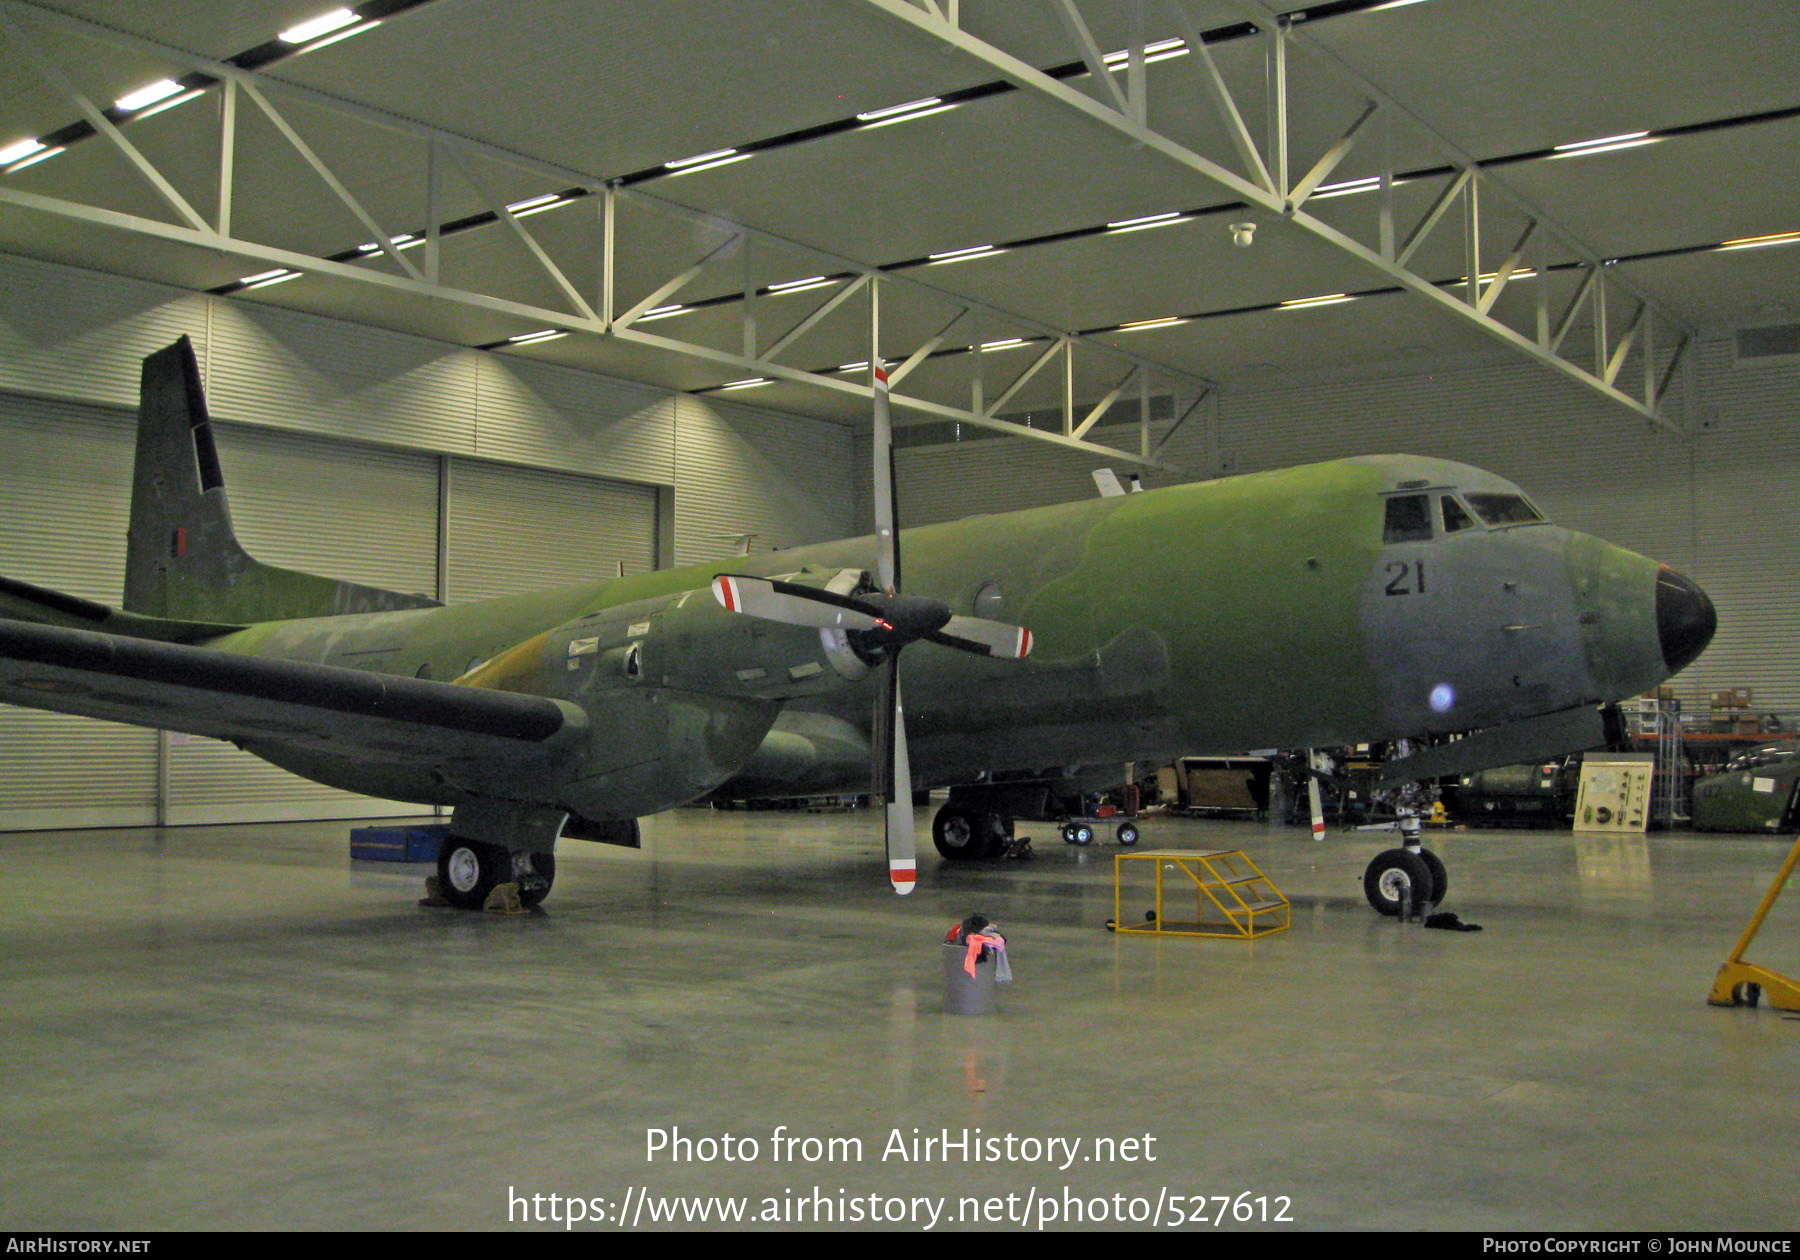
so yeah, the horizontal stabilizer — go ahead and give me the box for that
[0,618,584,764]
[0,573,240,644]
[1378,705,1608,783]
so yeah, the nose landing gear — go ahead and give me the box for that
[1359,810,1447,917]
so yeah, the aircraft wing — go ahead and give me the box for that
[0,617,586,764]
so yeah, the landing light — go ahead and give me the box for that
[1429,683,1455,713]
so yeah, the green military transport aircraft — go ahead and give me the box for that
[0,339,1716,914]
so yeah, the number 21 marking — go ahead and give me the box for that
[1385,560,1426,596]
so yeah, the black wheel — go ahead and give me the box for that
[1070,823,1095,846]
[933,804,986,861]
[1418,848,1448,904]
[1363,848,1436,917]
[1061,823,1080,845]
[437,837,508,910]
[975,812,1011,859]
[1116,822,1140,846]
[516,852,556,908]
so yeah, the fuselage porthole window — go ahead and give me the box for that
[1441,495,1477,534]
[1383,493,1433,543]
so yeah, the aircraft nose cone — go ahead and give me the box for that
[1656,566,1716,674]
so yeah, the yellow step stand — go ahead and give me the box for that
[1707,833,1800,1012]
[1109,849,1289,939]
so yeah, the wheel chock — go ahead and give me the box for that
[483,881,528,915]
[418,875,451,908]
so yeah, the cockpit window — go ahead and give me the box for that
[1441,496,1476,534]
[1383,494,1433,543]
[1465,493,1544,527]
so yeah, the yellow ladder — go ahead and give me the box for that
[1110,849,1290,939]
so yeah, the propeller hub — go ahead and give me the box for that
[857,592,952,647]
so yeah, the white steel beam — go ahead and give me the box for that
[857,0,1681,427]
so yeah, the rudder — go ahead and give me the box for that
[122,337,441,622]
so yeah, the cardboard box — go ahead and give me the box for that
[1711,688,1753,709]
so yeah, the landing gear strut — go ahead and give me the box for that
[1360,809,1446,917]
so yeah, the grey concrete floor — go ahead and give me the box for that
[0,807,1795,1232]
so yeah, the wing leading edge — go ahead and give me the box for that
[0,618,585,764]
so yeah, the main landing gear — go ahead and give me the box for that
[1360,810,1448,917]
[932,801,1011,860]
[436,837,555,910]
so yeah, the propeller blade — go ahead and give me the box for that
[1306,748,1327,841]
[924,616,1034,659]
[872,364,899,595]
[712,574,881,631]
[877,654,917,895]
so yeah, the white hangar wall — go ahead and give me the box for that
[0,252,855,831]
[885,334,1800,715]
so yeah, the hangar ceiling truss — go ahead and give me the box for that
[860,0,1692,428]
[0,0,1196,470]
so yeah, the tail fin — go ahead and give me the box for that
[123,337,441,622]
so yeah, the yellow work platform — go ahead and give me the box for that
[1109,849,1289,939]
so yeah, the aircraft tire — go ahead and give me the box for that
[1116,822,1140,846]
[517,852,556,908]
[932,804,986,861]
[1418,848,1448,904]
[438,837,508,910]
[1363,848,1436,917]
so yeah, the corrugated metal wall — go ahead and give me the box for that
[0,251,857,830]
[672,393,855,565]
[446,459,658,602]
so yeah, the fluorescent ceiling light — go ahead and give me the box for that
[1370,0,1433,9]
[5,145,64,173]
[720,377,769,390]
[857,98,942,122]
[508,330,567,344]
[505,193,567,217]
[1549,131,1658,159]
[667,152,752,176]
[927,244,1000,264]
[767,276,834,295]
[280,8,358,43]
[132,89,205,120]
[1280,293,1354,309]
[0,138,46,165]
[858,102,958,130]
[636,304,688,321]
[1101,38,1189,66]
[299,19,380,51]
[1717,231,1800,252]
[1310,175,1383,199]
[1477,268,1537,282]
[114,80,184,112]
[666,148,738,169]
[1120,316,1185,330]
[1106,211,1185,233]
[837,360,870,372]
[240,269,300,289]
[357,233,422,253]
[979,338,1026,351]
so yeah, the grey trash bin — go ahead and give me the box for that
[942,940,999,1015]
